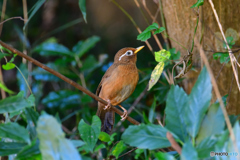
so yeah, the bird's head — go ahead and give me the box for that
[114,46,144,64]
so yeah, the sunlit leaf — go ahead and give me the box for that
[37,113,81,160]
[2,62,15,70]
[190,0,204,8]
[155,152,176,160]
[154,27,165,34]
[155,49,171,62]
[0,81,14,94]
[98,132,111,142]
[0,122,30,143]
[148,62,164,91]
[79,0,87,23]
[111,141,127,159]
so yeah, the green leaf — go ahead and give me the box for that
[0,122,30,143]
[155,49,171,63]
[16,139,40,160]
[137,32,151,42]
[78,115,101,152]
[42,90,81,109]
[111,141,127,159]
[165,85,188,142]
[184,67,212,138]
[154,27,165,35]
[37,113,81,160]
[154,152,176,160]
[213,52,229,64]
[223,36,235,49]
[196,103,224,144]
[34,39,72,57]
[0,53,10,60]
[98,132,111,142]
[196,136,217,158]
[25,108,39,139]
[122,124,171,150]
[23,0,46,30]
[0,92,33,114]
[2,62,15,70]
[190,0,204,8]
[72,36,100,58]
[0,142,27,156]
[181,141,198,160]
[169,48,180,60]
[0,81,14,94]
[227,122,240,154]
[148,62,164,91]
[108,132,117,145]
[137,23,159,41]
[148,97,156,123]
[93,144,106,152]
[79,0,87,23]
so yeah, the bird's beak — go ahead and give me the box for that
[134,46,145,54]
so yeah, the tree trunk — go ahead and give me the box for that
[161,0,240,114]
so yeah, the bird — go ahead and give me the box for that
[96,46,144,134]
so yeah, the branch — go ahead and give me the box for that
[0,40,140,125]
[166,132,182,154]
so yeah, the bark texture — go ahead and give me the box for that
[161,0,240,114]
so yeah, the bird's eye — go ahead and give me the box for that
[126,50,133,56]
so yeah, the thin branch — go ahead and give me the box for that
[111,0,153,52]
[208,0,240,92]
[166,132,182,154]
[195,38,239,157]
[0,17,27,25]
[0,40,140,125]
[118,147,138,158]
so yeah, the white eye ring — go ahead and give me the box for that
[119,50,133,61]
[125,50,133,56]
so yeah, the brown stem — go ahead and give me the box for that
[166,132,182,154]
[0,40,140,125]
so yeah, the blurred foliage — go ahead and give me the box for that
[0,0,239,160]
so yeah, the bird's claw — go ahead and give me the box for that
[104,99,111,110]
[120,111,128,121]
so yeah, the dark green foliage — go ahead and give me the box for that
[137,23,165,41]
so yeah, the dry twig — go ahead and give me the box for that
[166,132,182,154]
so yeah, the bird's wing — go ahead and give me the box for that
[96,63,119,96]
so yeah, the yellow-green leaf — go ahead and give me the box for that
[148,62,164,91]
[155,49,171,63]
[2,63,15,70]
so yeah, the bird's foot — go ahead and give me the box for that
[104,99,111,110]
[118,105,128,121]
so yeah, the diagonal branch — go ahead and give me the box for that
[0,40,140,125]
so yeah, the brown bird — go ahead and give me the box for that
[96,46,144,134]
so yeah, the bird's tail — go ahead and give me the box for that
[96,105,115,134]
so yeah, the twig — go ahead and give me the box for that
[0,40,140,125]
[166,132,182,154]
[208,0,240,92]
[195,38,239,158]
[0,16,27,25]
[118,147,138,158]
[127,85,148,115]
[111,0,153,52]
